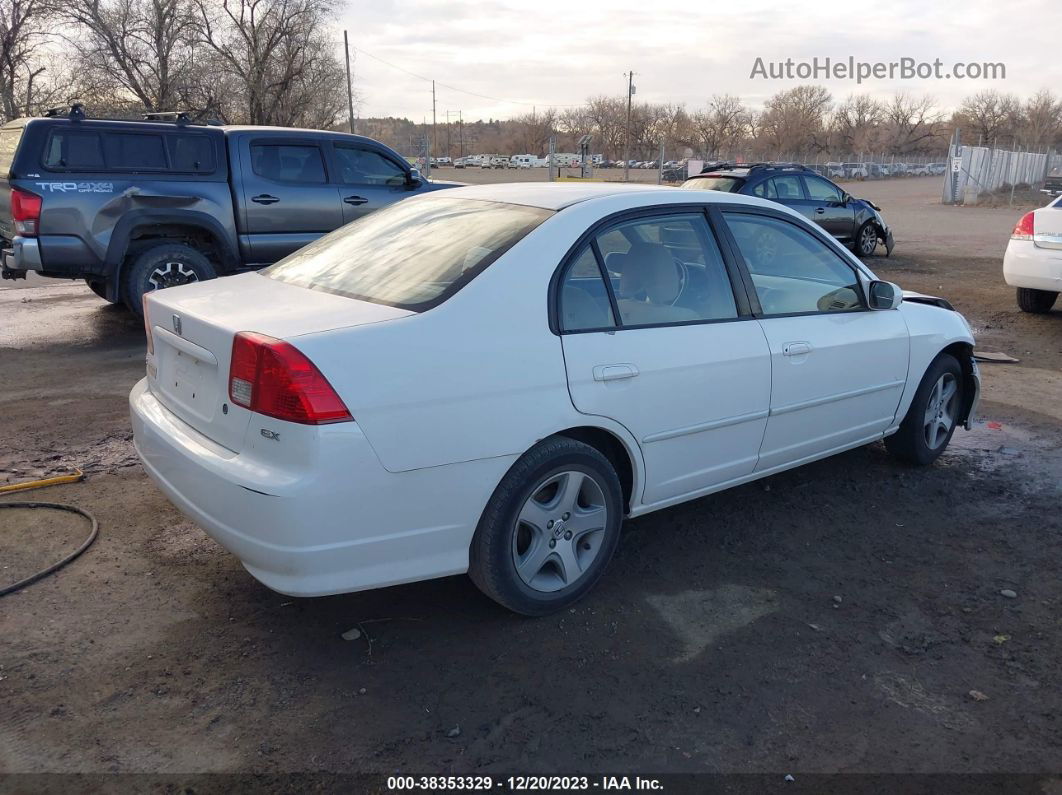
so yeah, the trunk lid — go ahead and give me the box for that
[143,271,412,452]
[1034,203,1062,251]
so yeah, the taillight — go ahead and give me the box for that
[1011,211,1035,240]
[11,187,42,236]
[228,331,351,425]
[142,294,153,355]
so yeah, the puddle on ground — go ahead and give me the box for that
[0,433,139,485]
[944,419,1062,493]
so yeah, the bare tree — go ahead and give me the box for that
[956,89,1022,146]
[692,94,747,157]
[882,91,943,153]
[831,94,883,152]
[193,0,344,126]
[756,85,831,155]
[64,0,197,112]
[1019,89,1062,150]
[0,0,54,120]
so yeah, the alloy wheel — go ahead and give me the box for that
[859,224,877,256]
[148,261,201,290]
[923,372,958,450]
[511,470,609,593]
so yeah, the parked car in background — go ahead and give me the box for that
[0,104,459,313]
[1042,165,1062,196]
[843,162,869,179]
[824,162,845,178]
[682,162,894,256]
[435,156,453,167]
[928,163,947,176]
[454,157,468,168]
[131,182,978,615]
[1003,193,1062,313]
[490,156,510,169]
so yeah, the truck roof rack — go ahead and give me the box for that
[43,103,86,121]
[700,161,811,175]
[143,110,191,124]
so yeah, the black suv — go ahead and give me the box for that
[0,105,458,312]
[681,162,894,257]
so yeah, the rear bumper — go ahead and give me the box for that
[1003,239,1062,293]
[1,236,42,272]
[130,378,511,596]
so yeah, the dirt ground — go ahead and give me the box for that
[1,176,1061,781]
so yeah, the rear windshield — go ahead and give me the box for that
[0,126,24,175]
[264,196,553,311]
[680,175,744,193]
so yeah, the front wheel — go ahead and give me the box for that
[122,243,218,315]
[1016,287,1058,314]
[885,353,964,465]
[854,221,878,257]
[469,436,623,616]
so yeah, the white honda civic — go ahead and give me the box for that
[1003,192,1062,313]
[130,183,980,615]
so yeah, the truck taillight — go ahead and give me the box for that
[228,332,352,425]
[1011,211,1035,240]
[11,187,42,236]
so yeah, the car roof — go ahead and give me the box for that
[435,181,787,213]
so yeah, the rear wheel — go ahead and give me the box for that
[469,436,623,616]
[84,278,116,303]
[885,353,964,466]
[122,243,217,315]
[1016,287,1058,314]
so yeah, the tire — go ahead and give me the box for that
[1016,287,1058,314]
[84,278,116,303]
[854,221,878,257]
[122,243,218,315]
[468,436,624,616]
[885,353,964,466]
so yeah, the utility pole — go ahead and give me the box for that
[432,81,437,160]
[623,70,636,182]
[459,110,464,157]
[343,31,355,134]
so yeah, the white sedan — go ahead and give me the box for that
[131,183,980,615]
[1003,193,1062,313]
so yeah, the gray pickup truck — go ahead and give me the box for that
[0,105,458,312]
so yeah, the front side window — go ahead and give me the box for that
[265,197,552,310]
[723,212,863,316]
[251,143,326,183]
[334,144,407,185]
[803,176,843,203]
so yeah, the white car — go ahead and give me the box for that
[131,183,980,615]
[1003,194,1062,312]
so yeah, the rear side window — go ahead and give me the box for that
[169,135,215,172]
[44,131,105,169]
[41,128,217,173]
[264,197,552,311]
[103,133,166,169]
[0,126,24,175]
[251,144,326,183]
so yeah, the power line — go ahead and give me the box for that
[351,46,583,110]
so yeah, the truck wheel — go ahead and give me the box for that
[84,278,116,303]
[1016,287,1058,314]
[122,243,217,315]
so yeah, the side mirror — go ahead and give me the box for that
[407,168,422,187]
[868,280,902,310]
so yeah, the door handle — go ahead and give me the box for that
[343,195,369,205]
[783,342,812,357]
[593,364,639,382]
[251,194,279,205]
[815,207,825,214]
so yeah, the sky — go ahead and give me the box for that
[340,0,1058,122]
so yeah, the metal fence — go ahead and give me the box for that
[942,144,1062,204]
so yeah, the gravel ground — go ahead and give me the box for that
[1,176,1060,782]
